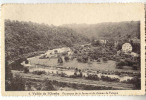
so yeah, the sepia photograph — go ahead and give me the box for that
[1,4,145,96]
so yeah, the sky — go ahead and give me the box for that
[2,4,144,26]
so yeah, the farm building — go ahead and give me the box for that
[99,39,107,44]
[130,52,139,57]
[122,43,132,53]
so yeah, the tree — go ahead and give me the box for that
[102,57,108,63]
[58,57,63,64]
[64,55,69,62]
[24,67,29,73]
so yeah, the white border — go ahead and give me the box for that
[0,0,146,4]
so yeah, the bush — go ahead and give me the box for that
[60,72,67,77]
[125,58,135,66]
[58,57,63,64]
[64,56,69,62]
[132,65,138,70]
[24,67,29,73]
[101,75,120,82]
[25,59,29,64]
[32,71,46,75]
[102,57,108,62]
[117,61,126,66]
[116,65,123,69]
[86,74,100,81]
[77,55,88,63]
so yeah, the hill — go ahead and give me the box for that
[62,21,140,40]
[5,20,90,60]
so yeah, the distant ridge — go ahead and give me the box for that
[62,21,140,40]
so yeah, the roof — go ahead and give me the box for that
[131,39,140,44]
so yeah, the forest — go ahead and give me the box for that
[5,20,90,61]
[62,21,140,40]
[5,20,140,61]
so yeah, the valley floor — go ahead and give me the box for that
[12,70,134,90]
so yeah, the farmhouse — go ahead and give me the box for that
[130,52,139,57]
[99,39,107,44]
[122,43,132,53]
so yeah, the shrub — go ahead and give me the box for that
[32,71,46,75]
[77,55,88,63]
[58,57,63,64]
[116,65,123,69]
[64,56,69,62]
[132,65,138,70]
[24,67,29,73]
[125,58,135,66]
[116,61,128,69]
[60,72,67,77]
[86,74,100,81]
[101,75,120,82]
[102,57,108,62]
[25,59,29,64]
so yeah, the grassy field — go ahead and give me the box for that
[28,55,139,73]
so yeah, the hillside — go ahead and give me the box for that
[5,20,140,61]
[5,20,90,60]
[62,21,140,40]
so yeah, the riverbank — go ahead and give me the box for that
[12,70,134,90]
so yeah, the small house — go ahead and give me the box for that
[100,40,107,44]
[122,43,132,53]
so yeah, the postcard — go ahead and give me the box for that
[1,4,145,96]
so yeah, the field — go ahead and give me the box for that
[28,55,139,73]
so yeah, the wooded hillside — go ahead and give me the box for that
[5,20,90,60]
[62,21,140,40]
[5,20,140,61]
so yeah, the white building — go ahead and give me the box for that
[100,40,107,44]
[122,43,132,53]
[130,52,139,57]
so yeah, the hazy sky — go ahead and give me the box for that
[3,4,144,26]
